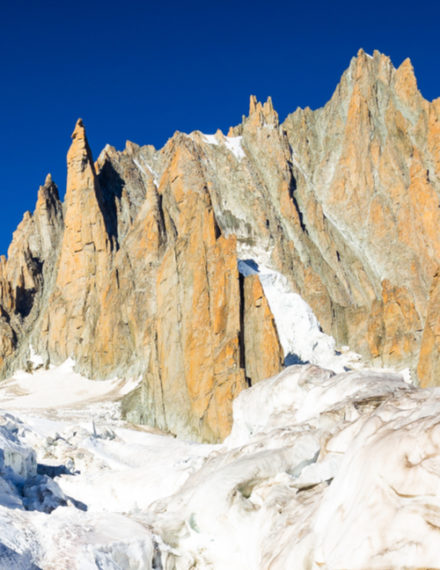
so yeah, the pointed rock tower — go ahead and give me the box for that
[45,119,113,367]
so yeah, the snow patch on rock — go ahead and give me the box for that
[238,259,361,372]
[201,132,246,160]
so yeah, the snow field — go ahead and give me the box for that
[0,72,433,567]
[0,322,438,566]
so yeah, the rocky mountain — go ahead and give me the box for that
[0,49,439,442]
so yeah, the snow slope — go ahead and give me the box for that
[0,356,440,568]
[238,259,362,372]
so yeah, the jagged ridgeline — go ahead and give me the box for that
[1,49,440,442]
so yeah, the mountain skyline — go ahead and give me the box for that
[1,48,440,440]
[1,0,440,255]
[1,8,440,563]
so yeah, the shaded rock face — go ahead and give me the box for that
[1,49,440,440]
[0,174,63,372]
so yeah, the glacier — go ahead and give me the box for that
[0,346,439,567]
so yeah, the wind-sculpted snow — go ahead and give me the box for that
[0,361,439,568]
[151,365,425,569]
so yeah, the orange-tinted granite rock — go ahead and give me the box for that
[417,270,440,387]
[0,174,63,373]
[2,50,440,441]
[43,119,113,367]
[2,125,279,442]
[243,274,283,385]
[281,50,440,374]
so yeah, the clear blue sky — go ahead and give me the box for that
[1,0,439,255]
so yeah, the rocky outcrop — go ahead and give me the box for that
[120,138,248,441]
[41,119,114,368]
[242,274,283,385]
[417,269,440,387]
[0,49,440,440]
[280,50,440,374]
[0,174,63,372]
[0,122,282,442]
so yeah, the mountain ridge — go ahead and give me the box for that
[0,49,439,441]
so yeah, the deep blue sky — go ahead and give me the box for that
[1,0,439,255]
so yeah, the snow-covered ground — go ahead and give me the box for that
[0,354,440,568]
